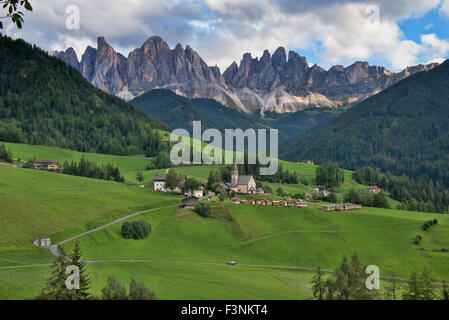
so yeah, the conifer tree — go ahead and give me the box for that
[441,281,449,300]
[384,270,399,300]
[36,247,73,300]
[70,242,91,300]
[311,266,325,300]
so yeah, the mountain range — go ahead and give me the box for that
[54,36,438,114]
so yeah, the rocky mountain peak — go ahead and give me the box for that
[55,34,440,113]
[53,47,80,71]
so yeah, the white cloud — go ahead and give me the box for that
[1,0,447,71]
[420,33,449,63]
[440,0,449,17]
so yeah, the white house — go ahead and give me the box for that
[153,173,186,192]
[312,185,329,196]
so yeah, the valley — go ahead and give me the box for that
[0,142,448,300]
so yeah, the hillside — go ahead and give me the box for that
[0,165,178,250]
[131,89,341,142]
[1,186,448,298]
[281,60,449,187]
[0,35,169,156]
[0,144,445,299]
[130,89,263,134]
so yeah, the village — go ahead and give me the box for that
[151,159,365,212]
[25,157,371,216]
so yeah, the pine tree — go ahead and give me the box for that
[384,270,399,300]
[36,247,73,300]
[70,242,91,300]
[420,265,435,300]
[441,281,449,300]
[311,266,325,300]
[403,272,422,300]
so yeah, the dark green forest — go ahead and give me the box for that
[131,89,265,134]
[280,60,449,188]
[0,35,169,156]
[353,167,449,213]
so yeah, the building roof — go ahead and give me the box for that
[153,173,187,182]
[34,160,58,164]
[237,176,253,185]
[182,196,199,206]
[153,174,167,181]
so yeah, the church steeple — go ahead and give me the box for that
[231,158,239,185]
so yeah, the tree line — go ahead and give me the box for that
[311,251,449,300]
[60,156,124,182]
[353,166,449,213]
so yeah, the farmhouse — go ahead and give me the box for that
[215,182,237,194]
[153,173,187,192]
[312,185,329,196]
[34,160,59,170]
[367,186,381,193]
[181,196,199,209]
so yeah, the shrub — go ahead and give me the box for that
[194,203,211,217]
[414,235,422,245]
[422,219,438,231]
[121,220,151,240]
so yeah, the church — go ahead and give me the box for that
[217,160,258,194]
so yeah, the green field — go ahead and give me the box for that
[1,142,446,300]
[2,142,151,183]
[0,165,178,250]
[3,141,378,197]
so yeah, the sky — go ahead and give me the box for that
[3,0,449,72]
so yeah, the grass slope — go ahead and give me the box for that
[0,162,447,299]
[0,165,179,250]
[2,202,446,299]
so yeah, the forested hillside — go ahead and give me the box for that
[281,60,449,188]
[0,35,169,156]
[131,89,265,134]
[131,88,341,143]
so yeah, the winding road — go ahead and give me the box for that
[57,204,181,246]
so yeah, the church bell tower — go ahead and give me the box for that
[231,159,239,185]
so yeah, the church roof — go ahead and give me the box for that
[237,176,253,185]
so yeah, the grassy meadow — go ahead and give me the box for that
[0,142,447,300]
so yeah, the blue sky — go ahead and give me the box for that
[4,0,449,72]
